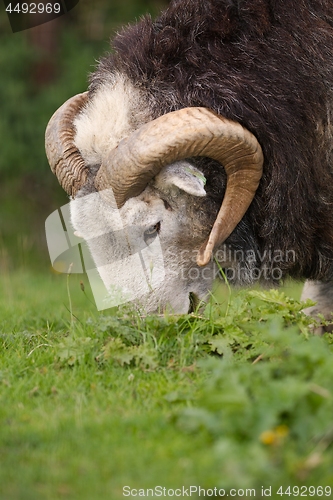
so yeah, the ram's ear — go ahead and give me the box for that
[154,162,206,197]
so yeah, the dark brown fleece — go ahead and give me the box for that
[90,0,333,282]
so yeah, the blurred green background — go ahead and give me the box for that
[0,0,168,274]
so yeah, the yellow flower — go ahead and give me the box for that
[260,430,277,445]
[260,425,289,445]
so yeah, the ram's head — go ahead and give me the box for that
[45,90,263,313]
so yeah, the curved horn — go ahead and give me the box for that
[95,107,263,266]
[45,92,89,197]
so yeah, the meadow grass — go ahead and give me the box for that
[1,268,333,499]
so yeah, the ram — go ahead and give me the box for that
[45,0,333,321]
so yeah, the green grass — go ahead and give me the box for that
[1,269,333,499]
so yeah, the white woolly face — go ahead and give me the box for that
[70,163,216,313]
[71,75,216,313]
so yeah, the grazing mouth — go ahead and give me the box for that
[188,292,200,313]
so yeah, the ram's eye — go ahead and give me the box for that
[144,222,161,243]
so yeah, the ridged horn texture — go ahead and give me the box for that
[95,107,264,266]
[45,92,89,197]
